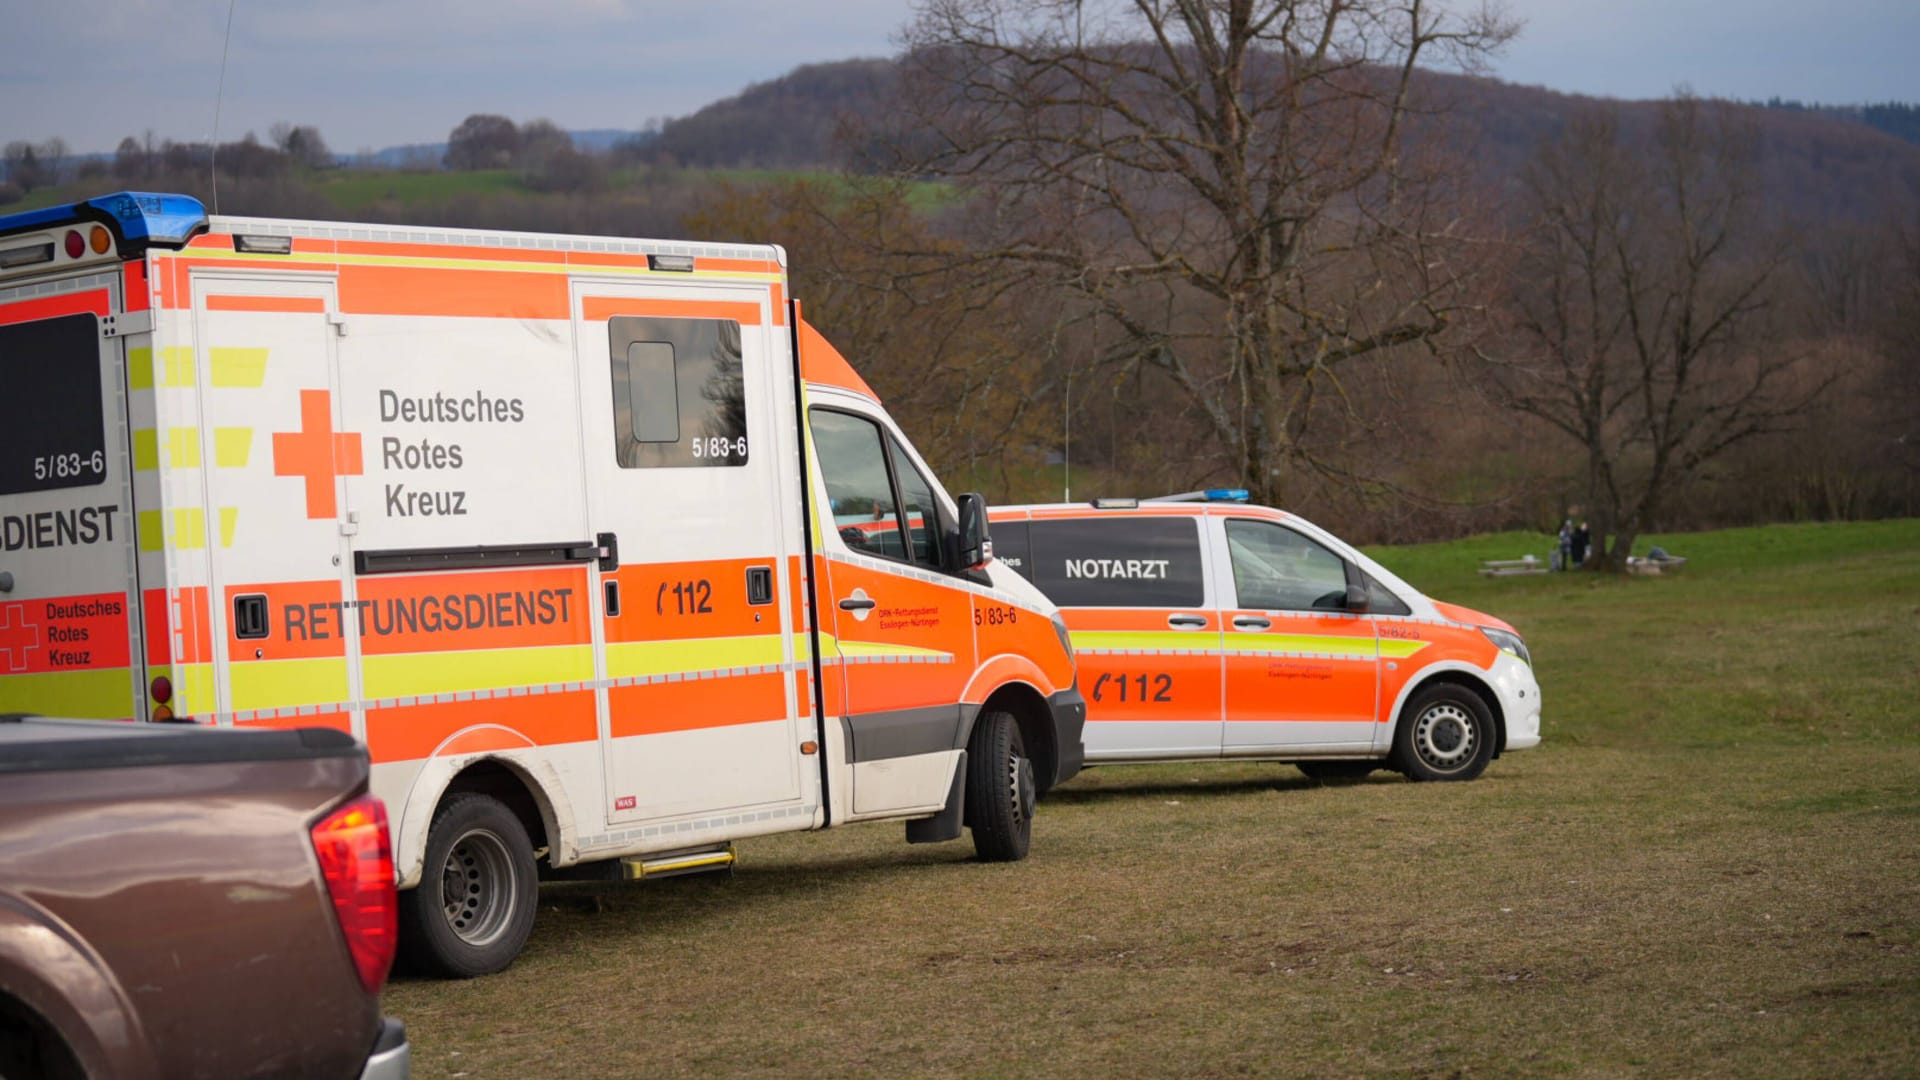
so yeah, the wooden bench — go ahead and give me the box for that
[1479,556,1548,577]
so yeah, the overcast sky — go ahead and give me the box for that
[4,0,1917,154]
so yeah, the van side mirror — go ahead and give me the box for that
[1345,583,1371,614]
[952,493,993,572]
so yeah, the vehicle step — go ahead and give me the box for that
[619,844,735,881]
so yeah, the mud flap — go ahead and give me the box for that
[905,749,966,844]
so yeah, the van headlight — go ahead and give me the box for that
[1051,612,1075,662]
[1481,627,1530,666]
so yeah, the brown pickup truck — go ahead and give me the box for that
[0,716,409,1079]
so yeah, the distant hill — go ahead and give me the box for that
[632,57,1920,231]
[637,59,896,168]
[341,128,652,169]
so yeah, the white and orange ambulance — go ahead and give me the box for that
[991,491,1539,782]
[0,193,1084,976]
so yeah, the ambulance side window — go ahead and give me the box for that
[1027,518,1205,607]
[809,409,910,563]
[608,315,748,468]
[0,313,108,496]
[887,437,944,567]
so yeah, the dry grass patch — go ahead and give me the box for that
[387,521,1920,1077]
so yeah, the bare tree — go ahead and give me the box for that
[1483,96,1835,569]
[894,0,1515,504]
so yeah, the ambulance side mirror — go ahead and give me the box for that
[953,493,993,572]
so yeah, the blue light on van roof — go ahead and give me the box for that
[1204,488,1250,502]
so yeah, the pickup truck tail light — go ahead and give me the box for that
[311,795,398,994]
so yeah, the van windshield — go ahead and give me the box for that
[0,313,107,496]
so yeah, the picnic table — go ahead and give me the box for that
[1478,555,1548,578]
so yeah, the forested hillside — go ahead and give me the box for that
[5,51,1915,548]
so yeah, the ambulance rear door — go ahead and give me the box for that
[0,262,142,719]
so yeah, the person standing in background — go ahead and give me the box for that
[1572,521,1591,568]
[1555,519,1572,572]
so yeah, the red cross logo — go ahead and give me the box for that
[272,389,363,519]
[0,603,40,673]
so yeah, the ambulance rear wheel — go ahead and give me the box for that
[966,709,1033,862]
[398,793,538,978]
[1391,684,1495,782]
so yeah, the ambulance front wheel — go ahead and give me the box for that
[966,709,1033,862]
[398,792,539,978]
[1391,683,1495,782]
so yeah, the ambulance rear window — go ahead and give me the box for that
[0,313,108,496]
[1027,517,1204,607]
[608,315,748,468]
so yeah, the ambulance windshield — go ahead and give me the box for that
[0,312,107,496]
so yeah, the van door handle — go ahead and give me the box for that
[1233,616,1272,630]
[1167,614,1207,629]
[839,597,876,611]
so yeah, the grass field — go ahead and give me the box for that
[384,519,1920,1077]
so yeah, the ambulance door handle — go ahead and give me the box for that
[1232,616,1272,631]
[1168,614,1207,629]
[839,597,876,611]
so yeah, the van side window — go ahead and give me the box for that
[608,316,748,468]
[1027,518,1204,607]
[887,436,943,567]
[1225,520,1350,611]
[810,409,910,563]
[1363,571,1412,616]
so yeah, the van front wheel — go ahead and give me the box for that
[398,792,538,978]
[966,709,1033,862]
[1392,684,1495,782]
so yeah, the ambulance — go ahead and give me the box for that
[990,492,1539,781]
[0,193,1085,976]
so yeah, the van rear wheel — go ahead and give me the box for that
[398,792,538,978]
[966,709,1033,862]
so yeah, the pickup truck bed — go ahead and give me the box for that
[0,716,408,1080]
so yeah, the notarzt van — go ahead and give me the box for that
[990,492,1539,781]
[0,193,1084,976]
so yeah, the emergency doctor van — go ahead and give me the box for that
[0,193,1084,976]
[991,493,1538,782]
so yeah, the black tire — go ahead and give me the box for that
[397,792,538,978]
[0,1006,84,1080]
[1296,760,1377,783]
[1391,683,1496,782]
[965,709,1033,862]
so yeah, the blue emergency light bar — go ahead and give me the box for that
[0,191,209,253]
[1140,488,1252,504]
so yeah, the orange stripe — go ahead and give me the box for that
[0,289,110,325]
[356,566,590,655]
[174,587,214,664]
[608,672,787,738]
[340,264,570,319]
[580,296,763,325]
[235,710,351,735]
[605,559,777,644]
[366,691,597,764]
[226,581,347,659]
[770,281,786,326]
[205,294,325,313]
[143,588,171,667]
[331,238,568,265]
[123,260,149,312]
